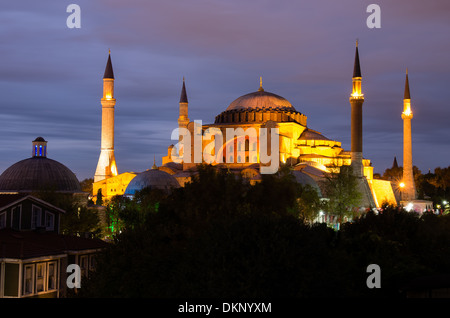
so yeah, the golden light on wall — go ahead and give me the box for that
[111,161,118,176]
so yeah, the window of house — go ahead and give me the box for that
[11,206,21,230]
[80,255,88,278]
[89,255,96,271]
[36,263,45,293]
[45,211,55,231]
[0,211,6,229]
[23,264,34,296]
[47,262,57,291]
[31,205,42,229]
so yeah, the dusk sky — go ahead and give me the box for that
[1,0,449,181]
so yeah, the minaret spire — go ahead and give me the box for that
[349,40,364,178]
[103,50,114,79]
[348,41,376,207]
[179,76,188,103]
[353,40,362,78]
[95,51,118,182]
[401,68,416,202]
[404,68,411,100]
[177,77,190,162]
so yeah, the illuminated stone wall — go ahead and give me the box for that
[93,172,137,204]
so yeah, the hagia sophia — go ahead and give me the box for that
[0,42,428,214]
[91,42,401,210]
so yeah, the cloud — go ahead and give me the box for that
[0,0,449,181]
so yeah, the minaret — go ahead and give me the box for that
[349,40,364,177]
[401,69,416,201]
[94,51,118,182]
[177,77,189,159]
[178,77,189,129]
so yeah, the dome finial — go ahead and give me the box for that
[152,155,158,169]
[258,76,264,92]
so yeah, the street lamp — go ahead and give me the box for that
[399,182,405,202]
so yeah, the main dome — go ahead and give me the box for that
[226,89,296,112]
[214,82,306,125]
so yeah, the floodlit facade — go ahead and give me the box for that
[94,44,398,208]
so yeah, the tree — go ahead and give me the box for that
[80,178,94,195]
[76,166,353,298]
[60,204,102,237]
[320,165,362,222]
[96,188,103,206]
[297,184,323,223]
[76,166,450,298]
[31,188,101,237]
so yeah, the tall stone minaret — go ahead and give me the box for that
[178,77,189,130]
[177,77,189,159]
[349,40,364,177]
[401,69,416,201]
[94,51,118,182]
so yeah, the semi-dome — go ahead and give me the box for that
[124,168,180,196]
[0,157,81,193]
[226,89,296,112]
[298,128,332,141]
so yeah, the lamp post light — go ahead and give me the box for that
[399,182,405,202]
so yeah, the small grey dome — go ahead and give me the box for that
[0,157,81,193]
[124,168,180,196]
[291,170,322,197]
